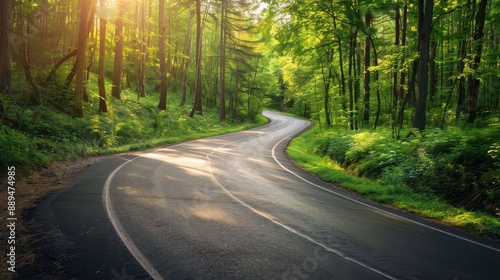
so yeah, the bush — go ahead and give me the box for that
[315,127,500,214]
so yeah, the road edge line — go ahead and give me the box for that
[271,122,500,254]
[103,157,165,280]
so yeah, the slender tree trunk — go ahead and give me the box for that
[138,0,147,98]
[111,0,125,99]
[466,0,487,124]
[0,0,11,116]
[349,31,356,130]
[219,0,227,121]
[98,0,107,113]
[413,0,434,130]
[74,0,95,117]
[363,11,372,125]
[45,49,77,83]
[181,12,193,106]
[456,15,468,119]
[320,51,333,127]
[391,7,401,137]
[190,0,203,117]
[332,15,347,112]
[158,0,167,110]
[20,12,42,105]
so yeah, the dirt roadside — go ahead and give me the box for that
[0,156,108,279]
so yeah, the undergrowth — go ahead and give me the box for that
[287,124,500,237]
[0,74,267,172]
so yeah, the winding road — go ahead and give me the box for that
[26,110,500,279]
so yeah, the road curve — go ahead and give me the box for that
[104,110,500,280]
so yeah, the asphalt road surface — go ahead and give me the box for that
[25,110,500,279]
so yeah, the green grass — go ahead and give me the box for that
[287,125,500,237]
[0,73,268,171]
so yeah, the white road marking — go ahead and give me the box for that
[103,157,165,280]
[270,120,500,254]
[104,111,499,280]
[206,116,398,279]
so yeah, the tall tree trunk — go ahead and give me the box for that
[466,0,487,124]
[413,0,434,130]
[98,0,107,113]
[332,15,347,112]
[363,11,372,125]
[181,12,193,106]
[348,30,357,130]
[320,51,333,127]
[396,2,408,139]
[111,0,125,100]
[137,0,147,98]
[74,0,95,117]
[158,0,167,110]
[190,0,203,117]
[219,0,227,121]
[456,4,470,120]
[391,7,401,137]
[0,0,11,116]
[20,11,42,105]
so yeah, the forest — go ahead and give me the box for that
[0,1,499,234]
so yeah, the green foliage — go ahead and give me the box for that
[287,125,500,236]
[1,73,265,172]
[315,127,500,213]
[0,127,49,169]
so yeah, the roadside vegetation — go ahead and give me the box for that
[287,124,500,237]
[0,74,267,173]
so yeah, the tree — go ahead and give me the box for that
[158,0,168,110]
[137,0,147,99]
[98,0,108,113]
[219,0,228,121]
[111,0,126,100]
[74,0,96,117]
[0,0,11,116]
[413,0,434,130]
[190,0,203,117]
[363,11,372,125]
[466,0,487,124]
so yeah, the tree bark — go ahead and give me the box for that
[74,0,95,117]
[219,0,227,121]
[363,11,372,125]
[98,0,107,113]
[466,0,487,124]
[45,49,78,83]
[190,0,203,117]
[158,0,167,110]
[413,0,434,130]
[137,0,147,98]
[181,12,193,106]
[111,0,125,100]
[0,0,11,116]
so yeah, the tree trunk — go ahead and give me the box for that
[111,0,125,100]
[138,0,147,98]
[219,0,227,121]
[158,0,167,110]
[466,0,487,124]
[0,0,11,116]
[413,0,434,130]
[363,11,372,125]
[74,0,95,117]
[332,15,347,112]
[190,0,203,117]
[181,12,193,106]
[98,0,107,113]
[45,49,77,83]
[320,51,333,127]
